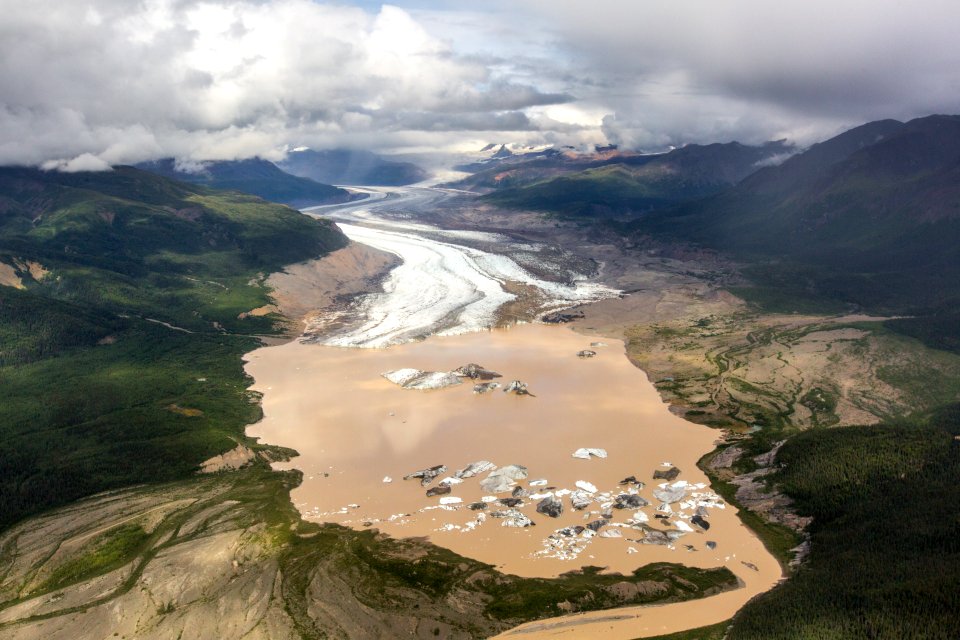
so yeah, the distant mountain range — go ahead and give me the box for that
[278,148,427,186]
[136,157,353,207]
[480,141,794,216]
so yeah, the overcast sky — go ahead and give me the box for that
[2,0,958,169]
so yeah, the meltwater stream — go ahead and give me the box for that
[302,187,618,348]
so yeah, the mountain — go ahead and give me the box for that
[0,165,347,529]
[278,148,427,186]
[482,141,794,216]
[136,157,352,207]
[636,115,960,316]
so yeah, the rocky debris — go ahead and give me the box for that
[503,380,534,396]
[653,466,681,481]
[473,382,502,394]
[557,526,586,537]
[575,480,597,493]
[691,515,710,530]
[576,350,597,359]
[708,442,812,533]
[536,496,564,518]
[199,444,256,473]
[569,490,593,510]
[455,460,497,479]
[637,528,671,546]
[382,368,462,390]
[453,363,502,380]
[600,509,614,520]
[741,561,760,572]
[491,509,535,528]
[599,529,623,538]
[586,519,606,532]
[479,464,528,493]
[619,475,644,487]
[706,541,717,550]
[468,502,488,511]
[499,497,524,508]
[656,503,673,514]
[695,506,709,517]
[572,447,607,460]
[614,494,649,509]
[590,341,607,347]
[426,485,451,497]
[511,486,530,498]
[542,310,584,324]
[653,484,687,504]
[403,464,447,486]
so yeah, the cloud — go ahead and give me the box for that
[3,0,960,167]
[40,153,113,173]
[514,0,960,148]
[0,0,569,168]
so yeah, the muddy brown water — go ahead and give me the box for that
[245,323,781,638]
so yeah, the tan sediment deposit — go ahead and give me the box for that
[246,323,781,636]
[266,241,399,334]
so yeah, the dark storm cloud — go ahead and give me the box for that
[514,0,960,147]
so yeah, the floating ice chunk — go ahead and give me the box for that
[653,486,687,504]
[656,502,673,514]
[630,511,649,524]
[382,476,392,483]
[529,478,548,487]
[383,369,462,390]
[572,448,608,459]
[575,480,598,493]
[439,496,462,505]
[530,492,554,500]
[481,496,498,503]
[480,464,528,493]
[570,489,593,510]
[555,488,572,497]
[661,461,673,467]
[674,520,694,532]
[439,477,463,485]
[627,547,638,554]
[599,529,623,538]
[455,460,497,479]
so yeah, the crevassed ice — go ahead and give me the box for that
[324,222,618,348]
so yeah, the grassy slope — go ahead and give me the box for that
[0,166,348,530]
[135,158,352,207]
[482,142,791,217]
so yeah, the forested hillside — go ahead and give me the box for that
[0,166,348,529]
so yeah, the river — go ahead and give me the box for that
[245,186,782,638]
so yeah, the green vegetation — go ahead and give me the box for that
[482,141,790,218]
[643,622,728,640]
[40,524,150,592]
[726,412,960,639]
[136,158,352,207]
[0,166,348,530]
[632,116,960,348]
[700,449,803,569]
